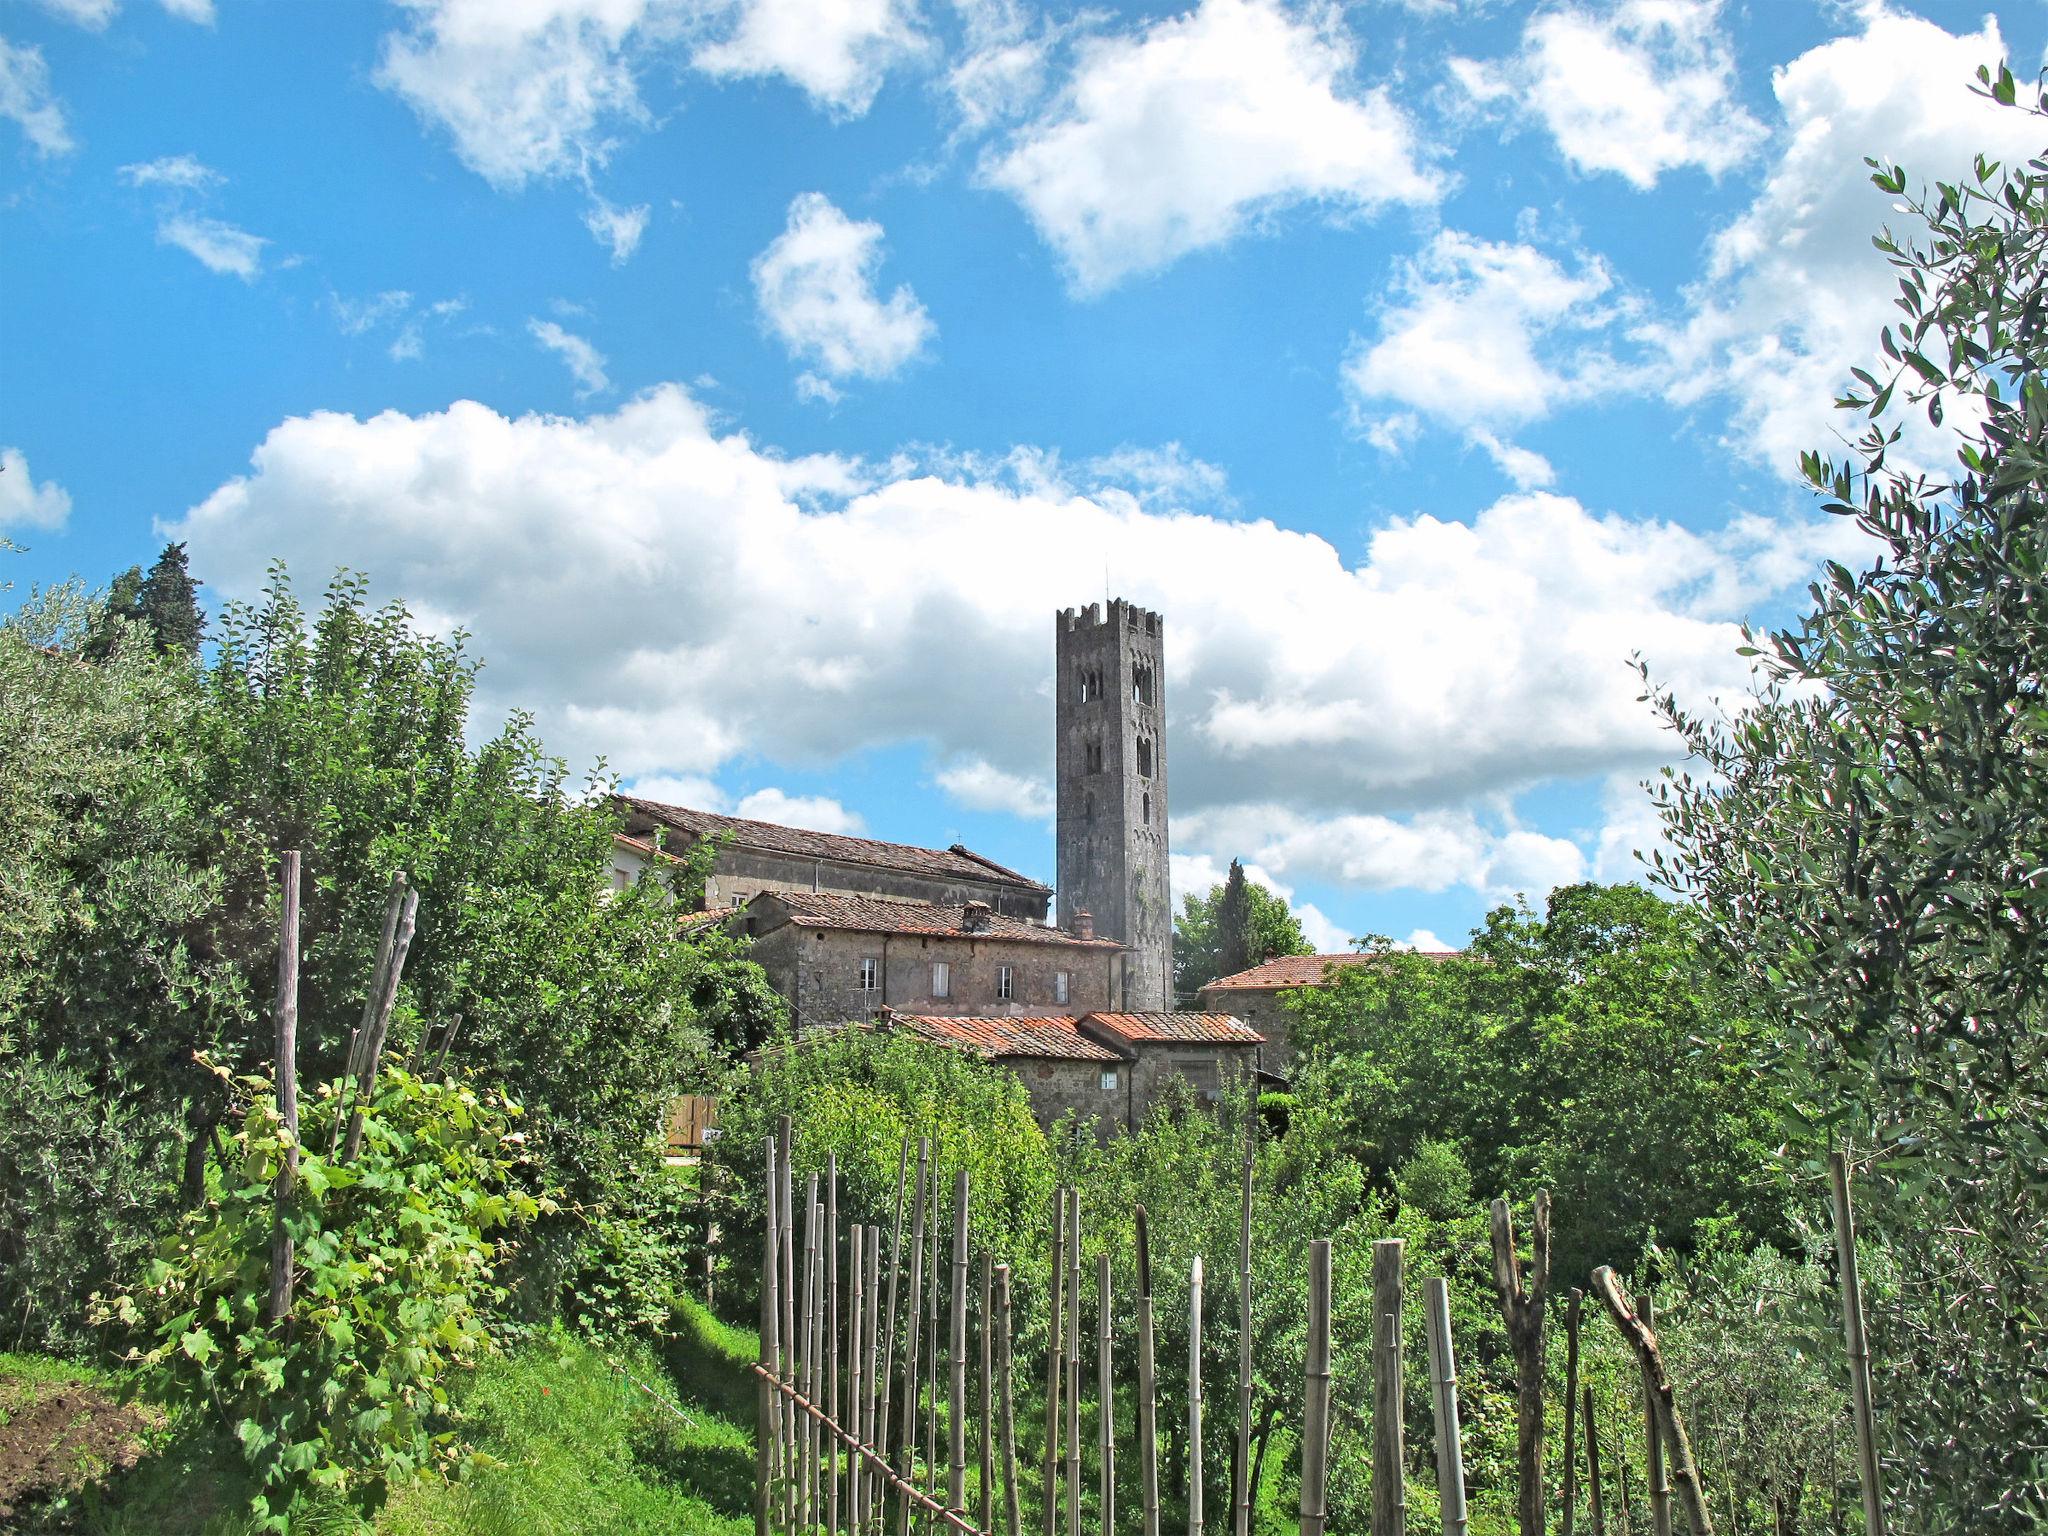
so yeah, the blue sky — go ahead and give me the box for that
[4,0,2042,950]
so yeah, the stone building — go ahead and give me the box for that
[739,890,1126,1033]
[893,1009,1265,1133]
[612,796,1053,918]
[1197,949,1460,1074]
[1055,600,1172,1011]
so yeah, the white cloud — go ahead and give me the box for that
[158,0,215,20]
[0,448,72,532]
[585,195,650,264]
[981,0,1435,293]
[1343,229,1623,452]
[752,193,934,385]
[1452,0,1764,189]
[528,318,611,395]
[119,154,220,189]
[732,787,867,834]
[1084,443,1233,511]
[1656,7,2043,480]
[620,772,726,809]
[167,388,1846,904]
[158,213,267,279]
[31,0,118,28]
[0,39,75,158]
[945,0,1053,134]
[1394,928,1450,952]
[1468,429,1556,490]
[693,0,923,116]
[332,289,414,335]
[936,757,1055,821]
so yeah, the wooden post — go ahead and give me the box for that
[1640,1294,1672,1536]
[1066,1193,1082,1536]
[267,851,302,1326]
[980,1253,995,1535]
[1584,1388,1605,1536]
[1590,1267,1715,1536]
[1563,1289,1583,1536]
[1489,1193,1552,1536]
[830,1158,843,1536]
[802,1176,822,1533]
[1617,1455,1635,1536]
[1045,1186,1068,1536]
[851,1222,867,1536]
[759,1135,781,1536]
[1372,1239,1405,1536]
[1136,1205,1161,1536]
[1299,1240,1331,1536]
[1423,1277,1467,1536]
[923,1211,941,1536]
[781,1119,799,1534]
[340,882,419,1163]
[1232,1124,1254,1536]
[897,1143,932,1536]
[950,1171,971,1520]
[879,1140,912,1529]
[333,870,407,1153]
[1097,1252,1114,1536]
[865,1224,884,1535]
[996,1263,1024,1536]
[1829,1151,1887,1536]
[1189,1255,1205,1536]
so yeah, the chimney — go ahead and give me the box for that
[962,900,993,933]
[1072,909,1095,941]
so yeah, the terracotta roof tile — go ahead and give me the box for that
[750,891,1123,949]
[1083,1011,1263,1046]
[1199,951,1462,993]
[894,1013,1122,1062]
[615,795,1051,894]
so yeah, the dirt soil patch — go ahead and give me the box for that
[0,1376,153,1523]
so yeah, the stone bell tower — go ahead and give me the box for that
[1055,599,1170,1011]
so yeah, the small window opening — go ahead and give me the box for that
[1099,1069,1119,1092]
[1054,970,1070,1004]
[997,965,1014,1001]
[1085,740,1103,774]
[860,957,879,992]
[931,961,951,999]
[1143,792,1151,824]
[1137,737,1153,779]
[1084,793,1096,826]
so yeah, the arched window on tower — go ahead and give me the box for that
[1133,662,1155,706]
[1085,792,1096,825]
[1085,739,1103,774]
[1136,737,1153,779]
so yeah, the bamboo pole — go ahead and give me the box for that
[759,1135,781,1536]
[1189,1255,1205,1536]
[851,1222,867,1536]
[830,1158,843,1536]
[997,1263,1024,1536]
[950,1172,971,1519]
[267,851,302,1326]
[878,1149,912,1534]
[1829,1151,1887,1536]
[1136,1205,1160,1536]
[1563,1289,1583,1536]
[802,1176,822,1533]
[1640,1294,1672,1536]
[1589,1267,1715,1536]
[1044,1186,1068,1536]
[1232,1123,1254,1536]
[1617,1454,1634,1536]
[1097,1252,1114,1536]
[340,882,419,1163]
[333,870,407,1155]
[1299,1241,1331,1536]
[980,1253,995,1535]
[1423,1277,1467,1536]
[782,1119,799,1534]
[925,1193,941,1533]
[1372,1239,1405,1536]
[1066,1193,1082,1536]
[1584,1389,1605,1536]
[897,1143,932,1536]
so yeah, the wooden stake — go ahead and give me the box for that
[830,1158,843,1536]
[1189,1255,1205,1536]
[781,1118,799,1534]
[759,1135,781,1536]
[1232,1123,1254,1536]
[997,1263,1024,1536]
[1066,1193,1082,1536]
[949,1171,971,1519]
[1590,1267,1715,1536]
[1136,1205,1160,1536]
[980,1253,995,1536]
[1584,1389,1605,1536]
[1045,1186,1068,1536]
[1371,1239,1405,1536]
[851,1222,867,1536]
[1097,1252,1114,1536]
[897,1141,932,1536]
[802,1175,822,1533]
[1423,1277,1467,1536]
[340,882,419,1163]
[1299,1240,1331,1536]
[1563,1289,1583,1536]
[926,1208,941,1532]
[1829,1151,1887,1536]
[1489,1193,1552,1536]
[1640,1294,1672,1536]
[267,851,302,1327]
[879,1139,912,1528]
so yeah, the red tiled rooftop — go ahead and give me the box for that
[1199,950,1462,992]
[1084,1011,1262,1046]
[895,1013,1122,1062]
[749,891,1123,949]
[615,795,1051,894]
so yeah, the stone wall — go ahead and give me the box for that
[1196,988,1300,1074]
[1001,1055,1126,1130]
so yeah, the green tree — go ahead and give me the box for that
[83,562,147,660]
[1172,867,1316,1001]
[1641,82,2048,1527]
[137,540,205,657]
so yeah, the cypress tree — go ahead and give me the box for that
[1215,858,1255,980]
[85,564,147,660]
[136,541,205,658]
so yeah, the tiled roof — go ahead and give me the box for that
[895,1013,1122,1063]
[1199,950,1462,992]
[615,795,1051,894]
[1084,1012,1263,1046]
[613,831,678,861]
[749,891,1124,949]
